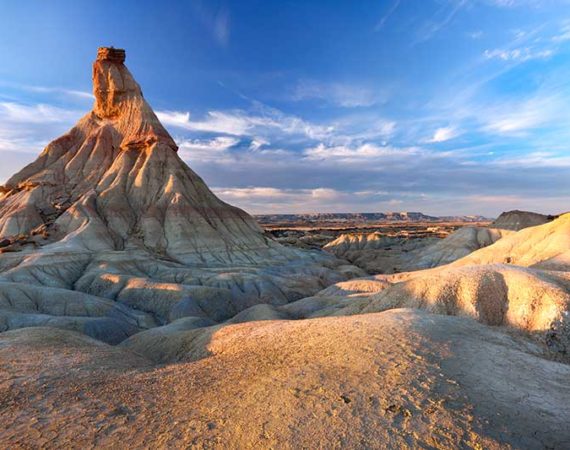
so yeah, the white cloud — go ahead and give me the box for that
[293,80,383,107]
[249,138,268,150]
[374,120,397,137]
[304,143,420,163]
[482,0,544,7]
[482,94,564,134]
[214,187,295,199]
[375,0,401,31]
[0,101,81,158]
[178,137,240,161]
[552,22,570,42]
[157,110,259,135]
[483,47,554,62]
[191,2,231,46]
[213,7,230,46]
[212,186,395,214]
[491,151,570,168]
[0,102,81,124]
[428,126,460,143]
[157,107,334,142]
[413,0,468,44]
[24,86,93,100]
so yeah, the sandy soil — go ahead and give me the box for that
[1,309,569,449]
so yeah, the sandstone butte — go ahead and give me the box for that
[0,48,569,449]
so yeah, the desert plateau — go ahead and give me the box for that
[1,2,570,449]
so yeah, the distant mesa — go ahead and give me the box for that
[255,212,491,225]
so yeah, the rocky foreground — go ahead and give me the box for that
[2,309,569,449]
[0,49,569,449]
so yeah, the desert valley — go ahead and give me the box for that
[0,46,569,449]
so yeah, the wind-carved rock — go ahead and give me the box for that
[92,47,177,150]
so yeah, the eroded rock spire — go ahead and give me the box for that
[92,47,178,151]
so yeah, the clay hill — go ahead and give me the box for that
[491,209,554,231]
[1,50,569,449]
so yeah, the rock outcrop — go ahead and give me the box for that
[0,47,273,263]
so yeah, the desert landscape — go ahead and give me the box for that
[0,47,568,449]
[1,2,570,449]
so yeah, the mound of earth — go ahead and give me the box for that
[1,310,569,449]
[0,48,363,341]
[455,212,570,271]
[324,233,438,273]
[325,227,509,274]
[336,264,570,355]
[491,209,553,231]
[308,214,570,356]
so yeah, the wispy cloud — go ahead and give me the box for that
[23,86,93,100]
[303,143,422,164]
[157,110,260,135]
[428,126,461,143]
[0,81,93,102]
[292,80,385,108]
[0,102,81,124]
[552,21,570,42]
[481,93,566,135]
[191,1,231,46]
[213,7,230,46]
[483,47,554,61]
[157,106,334,141]
[0,102,81,155]
[374,0,401,31]
[467,30,484,39]
[212,186,400,214]
[413,0,467,44]
[0,101,82,182]
[178,136,239,161]
[491,151,570,168]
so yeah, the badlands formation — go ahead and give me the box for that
[1,49,570,449]
[0,47,362,343]
[323,209,552,274]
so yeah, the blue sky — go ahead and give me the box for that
[1,0,570,216]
